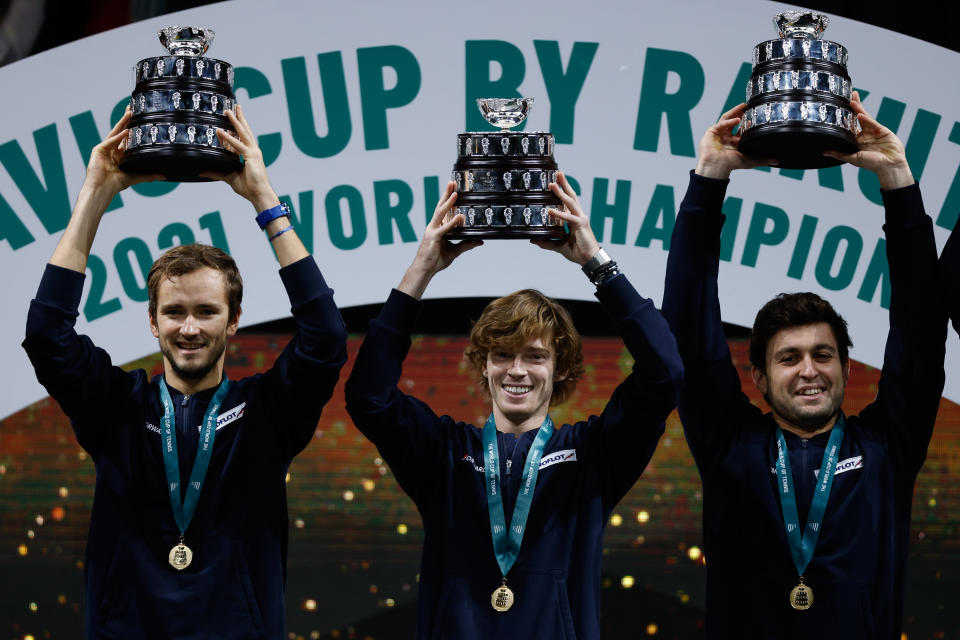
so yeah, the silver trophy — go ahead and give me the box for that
[447,98,566,239]
[120,26,241,181]
[737,11,860,169]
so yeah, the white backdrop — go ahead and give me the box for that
[1,0,958,419]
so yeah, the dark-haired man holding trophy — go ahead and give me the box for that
[661,93,946,637]
[345,173,682,639]
[22,105,347,638]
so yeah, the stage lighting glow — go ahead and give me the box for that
[637,510,650,524]
[621,575,635,588]
[610,514,623,527]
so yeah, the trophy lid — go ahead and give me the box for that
[477,98,534,131]
[774,11,829,39]
[158,26,215,56]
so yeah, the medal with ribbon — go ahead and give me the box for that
[774,414,846,610]
[159,376,230,570]
[483,413,554,612]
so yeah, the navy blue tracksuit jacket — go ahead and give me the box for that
[344,275,682,639]
[23,257,347,639]
[662,172,946,639]
[940,207,960,336]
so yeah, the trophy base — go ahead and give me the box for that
[120,146,242,182]
[738,123,857,169]
[446,227,568,240]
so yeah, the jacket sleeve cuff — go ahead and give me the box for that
[594,273,647,320]
[378,289,422,334]
[683,169,730,205]
[279,256,330,305]
[881,182,926,227]
[36,263,85,312]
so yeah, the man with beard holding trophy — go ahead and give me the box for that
[345,172,682,639]
[22,105,347,638]
[661,93,947,638]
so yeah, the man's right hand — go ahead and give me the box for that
[83,107,161,198]
[695,103,776,180]
[50,108,161,273]
[396,181,482,300]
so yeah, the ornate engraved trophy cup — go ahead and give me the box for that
[119,26,242,181]
[737,11,861,169]
[446,98,567,239]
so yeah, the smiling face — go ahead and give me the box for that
[751,322,850,436]
[484,335,566,433]
[149,267,239,393]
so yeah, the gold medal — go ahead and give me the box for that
[168,540,193,570]
[789,577,813,610]
[491,579,514,612]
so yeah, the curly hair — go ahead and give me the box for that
[465,289,585,406]
[147,243,243,321]
[749,292,852,371]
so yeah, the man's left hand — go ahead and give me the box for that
[203,104,279,211]
[532,171,601,266]
[823,91,914,190]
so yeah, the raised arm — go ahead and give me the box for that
[661,106,771,469]
[837,94,945,471]
[345,186,480,500]
[211,105,348,459]
[536,172,683,503]
[27,107,162,455]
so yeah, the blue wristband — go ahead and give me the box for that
[255,202,290,229]
[268,225,294,241]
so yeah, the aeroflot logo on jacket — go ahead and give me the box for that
[460,448,578,473]
[768,456,864,477]
[143,403,246,435]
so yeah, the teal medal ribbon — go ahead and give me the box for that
[483,413,554,612]
[159,376,230,570]
[774,414,846,610]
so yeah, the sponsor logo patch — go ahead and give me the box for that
[146,403,246,436]
[212,403,245,432]
[539,449,577,470]
[815,455,863,478]
[460,448,578,473]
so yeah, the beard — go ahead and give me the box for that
[160,340,226,382]
[764,390,845,433]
